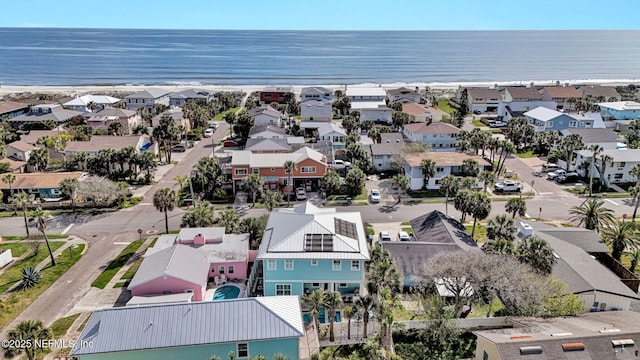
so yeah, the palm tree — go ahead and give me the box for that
[153,188,178,234]
[627,247,640,273]
[598,154,613,191]
[74,151,90,171]
[367,127,381,143]
[630,185,640,222]
[367,261,402,297]
[5,320,52,360]
[241,173,264,206]
[505,198,527,219]
[516,236,555,274]
[390,174,409,203]
[601,220,639,261]
[59,178,79,212]
[629,163,640,186]
[2,172,17,214]
[478,170,495,193]
[486,214,516,242]
[323,290,343,342]
[283,160,297,206]
[28,148,49,172]
[569,199,615,232]
[31,207,56,266]
[261,190,282,212]
[12,192,34,237]
[108,121,124,136]
[419,159,436,190]
[343,305,356,340]
[588,144,603,197]
[439,175,459,215]
[301,289,324,331]
[217,209,240,233]
[181,202,216,228]
[355,295,375,338]
[483,238,515,255]
[470,192,491,238]
[16,267,42,291]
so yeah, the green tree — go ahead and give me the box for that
[453,188,474,222]
[181,202,216,227]
[505,198,527,219]
[516,236,555,274]
[569,199,615,232]
[340,115,359,134]
[460,159,479,177]
[28,147,49,171]
[323,290,343,342]
[557,133,584,171]
[355,295,375,338]
[241,173,264,206]
[153,188,178,234]
[261,190,282,212]
[283,160,297,206]
[217,209,239,233]
[587,144,603,197]
[469,192,491,238]
[31,207,56,266]
[16,267,42,291]
[392,111,409,129]
[108,121,124,136]
[486,214,516,242]
[483,238,515,255]
[630,185,640,222]
[367,126,381,143]
[321,170,342,196]
[439,175,460,216]
[301,289,324,331]
[4,320,52,360]
[343,305,357,340]
[345,167,366,197]
[191,157,223,200]
[601,220,640,261]
[390,173,409,203]
[478,170,495,193]
[2,172,16,197]
[598,154,613,191]
[59,178,79,212]
[419,159,436,190]
[232,109,255,142]
[12,192,34,237]
[627,247,640,273]
[629,163,640,186]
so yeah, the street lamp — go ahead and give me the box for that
[137,228,143,241]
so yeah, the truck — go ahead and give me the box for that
[494,180,523,193]
[547,169,567,180]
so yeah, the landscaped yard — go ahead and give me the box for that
[472,119,486,127]
[436,100,457,114]
[515,149,537,158]
[91,239,145,289]
[51,313,81,337]
[214,107,240,120]
[0,242,65,293]
[0,243,85,330]
[0,242,32,257]
[465,224,487,244]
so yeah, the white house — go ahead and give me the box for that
[387,87,421,103]
[404,152,491,190]
[317,122,347,144]
[300,87,333,102]
[402,121,460,151]
[369,133,404,172]
[573,148,640,186]
[250,105,284,126]
[540,85,582,110]
[125,88,170,114]
[465,88,502,113]
[248,125,287,139]
[498,86,556,116]
[300,99,332,121]
[5,140,35,162]
[63,95,120,113]
[346,86,392,123]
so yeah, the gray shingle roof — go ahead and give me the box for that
[70,296,304,356]
[531,224,609,253]
[10,105,82,123]
[64,135,148,153]
[248,124,286,136]
[128,244,209,290]
[245,138,291,152]
[94,107,137,117]
[503,86,543,100]
[467,88,501,100]
[125,88,170,99]
[169,88,214,100]
[250,105,284,118]
[559,128,620,144]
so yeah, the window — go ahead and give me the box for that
[338,283,347,288]
[276,284,291,296]
[301,166,316,173]
[546,121,553,128]
[252,168,259,174]
[237,343,248,358]
[228,265,235,274]
[332,260,342,271]
[351,260,360,271]
[614,173,623,179]
[619,162,626,167]
[218,266,225,274]
[311,259,318,266]
[267,260,276,270]
[284,260,294,270]
[436,167,444,172]
[569,121,577,127]
[235,168,247,175]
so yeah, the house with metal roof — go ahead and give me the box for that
[402,120,460,151]
[346,86,392,123]
[168,88,215,107]
[524,106,603,132]
[404,152,490,190]
[8,104,82,127]
[474,310,640,360]
[63,95,120,113]
[250,202,369,307]
[598,101,640,120]
[300,87,332,102]
[381,210,481,288]
[124,88,171,114]
[70,296,306,360]
[250,105,285,126]
[559,128,621,150]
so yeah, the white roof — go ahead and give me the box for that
[64,95,120,107]
[301,99,332,107]
[575,148,640,163]
[127,293,194,307]
[257,202,370,260]
[346,86,386,97]
[317,122,347,136]
[350,101,388,110]
[597,101,640,111]
[524,106,564,122]
[231,146,325,167]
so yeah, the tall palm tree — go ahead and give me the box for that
[343,305,357,340]
[367,261,402,297]
[301,289,324,331]
[12,192,34,237]
[569,199,615,232]
[390,174,409,203]
[439,175,459,216]
[598,154,613,191]
[486,214,516,242]
[5,320,52,360]
[419,159,436,190]
[483,238,515,255]
[470,192,491,238]
[2,172,17,214]
[28,148,49,172]
[355,295,375,338]
[323,290,343,342]
[153,188,178,234]
[478,170,495,194]
[629,163,640,186]
[283,160,297,206]
[601,220,640,262]
[74,151,90,171]
[241,173,264,206]
[261,190,282,212]
[59,178,79,212]
[627,247,640,273]
[31,207,56,266]
[588,144,603,197]
[217,209,239,233]
[516,236,555,274]
[505,198,527,219]
[630,185,640,222]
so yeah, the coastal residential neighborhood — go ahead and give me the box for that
[2,82,640,360]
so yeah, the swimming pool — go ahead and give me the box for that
[213,285,240,301]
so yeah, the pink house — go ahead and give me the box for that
[128,245,209,301]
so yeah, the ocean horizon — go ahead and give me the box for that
[1,28,639,86]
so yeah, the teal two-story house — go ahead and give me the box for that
[250,202,370,305]
[70,296,305,360]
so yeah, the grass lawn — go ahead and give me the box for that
[50,313,81,337]
[2,234,69,241]
[516,149,537,158]
[436,100,457,114]
[0,242,65,294]
[363,222,375,237]
[0,242,32,257]
[465,224,487,243]
[407,189,444,198]
[113,281,128,288]
[472,119,486,127]
[401,227,413,235]
[0,244,85,331]
[121,255,143,280]
[400,221,410,226]
[468,299,505,318]
[214,107,240,120]
[91,239,144,289]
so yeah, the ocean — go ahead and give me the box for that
[0,28,639,86]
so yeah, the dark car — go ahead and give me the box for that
[223,140,239,147]
[171,144,186,152]
[555,173,580,184]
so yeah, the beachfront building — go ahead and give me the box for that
[572,148,640,186]
[346,86,392,124]
[259,86,293,104]
[369,133,404,172]
[402,121,460,151]
[523,106,603,132]
[230,147,327,193]
[250,105,285,126]
[579,85,621,102]
[465,88,502,114]
[0,172,86,202]
[124,88,171,114]
[598,101,640,120]
[168,88,215,107]
[403,152,490,190]
[300,87,332,102]
[387,87,421,103]
[8,104,82,128]
[152,107,190,132]
[540,85,582,110]
[63,135,157,157]
[498,86,556,116]
[86,107,140,134]
[250,202,369,306]
[63,95,120,113]
[0,100,29,118]
[69,297,305,360]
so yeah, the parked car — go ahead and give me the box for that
[223,140,238,147]
[397,231,411,242]
[555,173,580,184]
[374,119,392,125]
[171,144,186,152]
[473,110,481,115]
[369,189,381,203]
[208,122,219,130]
[547,169,567,180]
[542,163,561,172]
[490,121,507,128]
[494,180,523,193]
[378,231,392,242]
[204,128,215,138]
[295,187,307,200]
[328,160,352,169]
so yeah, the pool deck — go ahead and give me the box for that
[205,280,247,300]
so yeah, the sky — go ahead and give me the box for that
[2,0,639,30]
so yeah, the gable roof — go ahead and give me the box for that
[245,138,292,152]
[70,296,303,356]
[369,138,404,156]
[346,86,386,97]
[94,107,137,117]
[231,147,325,168]
[530,224,609,253]
[503,86,543,100]
[575,148,640,163]
[405,152,490,167]
[301,87,332,96]
[0,100,29,114]
[63,95,120,107]
[597,101,640,111]
[248,124,286,136]
[579,85,620,99]
[467,88,501,100]
[402,102,428,116]
[124,88,170,99]
[128,245,209,290]
[21,129,66,145]
[258,202,369,260]
[559,128,620,144]
[0,172,85,190]
[524,106,564,121]
[6,140,35,152]
[542,86,582,99]
[316,122,346,136]
[64,135,147,153]
[388,87,420,96]
[250,105,284,118]
[10,105,82,123]
[168,88,214,100]
[301,99,332,108]
[403,121,461,134]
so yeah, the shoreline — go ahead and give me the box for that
[1,78,638,96]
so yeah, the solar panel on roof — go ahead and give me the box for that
[304,233,333,252]
[335,218,358,239]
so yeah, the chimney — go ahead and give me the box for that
[564,82,569,87]
[529,82,534,88]
[556,80,560,86]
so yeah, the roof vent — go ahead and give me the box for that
[600,328,621,334]
[562,343,585,351]
[519,346,543,355]
[611,339,635,347]
[551,332,573,337]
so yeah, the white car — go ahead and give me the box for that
[369,189,381,203]
[378,231,392,242]
[295,187,307,200]
[203,128,215,138]
[547,169,566,180]
[398,231,411,242]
